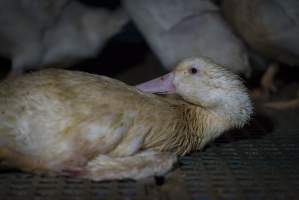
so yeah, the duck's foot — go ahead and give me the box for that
[264,98,299,109]
[83,150,177,181]
[265,91,299,110]
[251,63,280,99]
[59,166,87,177]
[261,63,279,94]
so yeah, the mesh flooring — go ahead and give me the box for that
[0,107,298,200]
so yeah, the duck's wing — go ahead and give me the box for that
[0,69,148,169]
[0,106,136,172]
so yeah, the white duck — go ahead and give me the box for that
[0,0,128,76]
[123,0,251,77]
[0,58,252,181]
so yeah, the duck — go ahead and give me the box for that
[123,0,251,77]
[221,0,299,108]
[0,58,252,181]
[0,0,128,77]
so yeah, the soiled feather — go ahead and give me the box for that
[0,58,252,180]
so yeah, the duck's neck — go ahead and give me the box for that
[176,93,252,153]
[178,104,230,153]
[149,102,230,155]
[143,94,248,155]
[208,92,252,129]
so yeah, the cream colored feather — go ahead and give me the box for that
[0,58,252,181]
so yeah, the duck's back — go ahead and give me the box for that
[0,69,173,168]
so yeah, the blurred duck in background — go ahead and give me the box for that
[123,0,251,77]
[0,0,128,77]
[222,0,299,109]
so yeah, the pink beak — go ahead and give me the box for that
[136,72,176,94]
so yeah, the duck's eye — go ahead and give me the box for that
[189,67,198,75]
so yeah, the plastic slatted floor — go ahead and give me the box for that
[0,108,298,200]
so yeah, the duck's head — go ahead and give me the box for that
[136,57,252,128]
